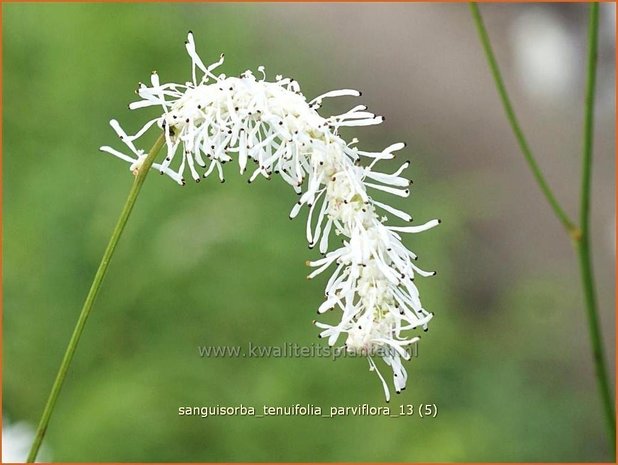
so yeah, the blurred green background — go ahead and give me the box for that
[3,2,615,462]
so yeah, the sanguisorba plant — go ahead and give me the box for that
[28,32,438,461]
[470,2,615,457]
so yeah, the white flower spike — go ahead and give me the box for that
[102,32,440,402]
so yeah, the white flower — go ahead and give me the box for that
[102,32,440,401]
[2,417,49,462]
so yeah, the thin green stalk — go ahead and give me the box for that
[27,134,165,463]
[578,2,615,452]
[470,2,615,456]
[469,2,577,236]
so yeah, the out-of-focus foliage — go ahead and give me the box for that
[3,3,614,462]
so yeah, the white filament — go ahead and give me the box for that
[101,32,439,401]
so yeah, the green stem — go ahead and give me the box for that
[470,1,615,456]
[27,134,165,463]
[578,2,615,453]
[469,2,577,236]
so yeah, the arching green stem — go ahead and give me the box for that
[470,2,614,456]
[27,134,166,462]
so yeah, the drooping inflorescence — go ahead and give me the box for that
[101,32,440,401]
